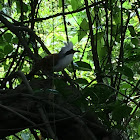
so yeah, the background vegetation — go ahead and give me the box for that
[0,0,140,140]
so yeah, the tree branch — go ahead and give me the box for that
[0,13,37,61]
[84,0,103,83]
[23,1,105,23]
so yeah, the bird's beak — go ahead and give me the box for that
[73,49,80,53]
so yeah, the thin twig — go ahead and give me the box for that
[38,106,58,140]
[124,105,139,128]
[0,103,36,126]
[16,71,33,94]
[97,83,139,106]
[62,0,69,42]
[80,35,90,61]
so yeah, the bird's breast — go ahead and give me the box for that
[54,54,73,71]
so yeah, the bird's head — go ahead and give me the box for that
[59,42,79,57]
[53,42,79,71]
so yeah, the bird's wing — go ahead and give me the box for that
[41,54,59,71]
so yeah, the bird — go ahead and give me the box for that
[28,42,79,78]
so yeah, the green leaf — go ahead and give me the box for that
[117,66,134,80]
[23,66,30,73]
[75,78,88,85]
[121,83,131,89]
[16,1,28,13]
[0,36,5,46]
[97,39,107,62]
[12,37,18,44]
[112,25,118,37]
[131,38,139,46]
[138,125,140,136]
[0,48,3,53]
[4,62,9,71]
[4,33,13,43]
[16,1,21,13]
[112,103,132,122]
[71,35,78,44]
[125,55,140,62]
[83,84,114,104]
[78,18,89,41]
[0,3,2,10]
[23,3,28,13]
[128,25,136,37]
[113,6,121,24]
[94,32,104,41]
[96,32,107,62]
[123,1,132,9]
[99,46,107,60]
[0,52,4,59]
[94,84,114,103]
[75,61,92,71]
[59,0,62,7]
[108,0,118,9]
[4,45,13,55]
[83,87,98,104]
[54,79,73,97]
[71,0,82,10]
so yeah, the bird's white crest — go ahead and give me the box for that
[59,42,73,54]
[54,42,74,71]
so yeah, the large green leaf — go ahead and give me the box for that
[123,1,132,9]
[0,3,2,10]
[83,87,99,104]
[74,61,92,71]
[113,6,121,24]
[54,79,73,97]
[0,36,5,46]
[112,103,132,122]
[59,0,62,7]
[97,40,107,63]
[94,32,104,41]
[131,38,139,46]
[16,1,21,13]
[0,51,4,59]
[4,45,13,55]
[125,55,140,62]
[108,0,118,9]
[75,78,88,85]
[71,0,83,10]
[112,25,118,37]
[12,37,19,44]
[78,18,89,41]
[4,33,13,43]
[96,32,107,62]
[23,3,28,13]
[83,84,114,104]
[138,125,140,136]
[128,25,136,37]
[0,0,3,10]
[117,66,134,80]
[16,1,28,13]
